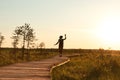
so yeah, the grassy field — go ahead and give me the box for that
[0,48,81,66]
[52,51,120,80]
[1,48,120,80]
[0,48,57,66]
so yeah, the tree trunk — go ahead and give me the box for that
[22,35,25,60]
[27,41,30,60]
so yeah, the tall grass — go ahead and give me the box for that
[52,52,120,80]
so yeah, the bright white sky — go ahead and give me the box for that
[1,0,120,50]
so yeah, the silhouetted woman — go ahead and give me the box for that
[55,34,66,57]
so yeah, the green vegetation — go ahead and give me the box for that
[52,52,120,80]
[0,48,57,66]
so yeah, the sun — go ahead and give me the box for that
[97,16,120,45]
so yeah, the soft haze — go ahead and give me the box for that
[1,0,120,50]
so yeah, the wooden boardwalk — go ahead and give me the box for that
[0,56,69,80]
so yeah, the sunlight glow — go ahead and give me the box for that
[97,16,120,44]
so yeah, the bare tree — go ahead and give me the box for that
[0,33,4,48]
[0,33,4,54]
[11,35,19,61]
[11,35,19,48]
[39,42,45,53]
[39,42,45,49]
[13,23,36,59]
[26,27,35,49]
[14,23,35,48]
[13,26,23,47]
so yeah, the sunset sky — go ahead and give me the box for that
[1,0,120,50]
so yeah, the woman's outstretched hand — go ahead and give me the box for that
[65,34,66,37]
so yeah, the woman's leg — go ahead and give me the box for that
[59,47,63,57]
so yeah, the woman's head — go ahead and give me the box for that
[59,36,63,39]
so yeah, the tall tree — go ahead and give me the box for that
[11,35,19,61]
[13,26,23,48]
[26,26,35,49]
[14,23,35,49]
[11,35,19,48]
[13,23,35,59]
